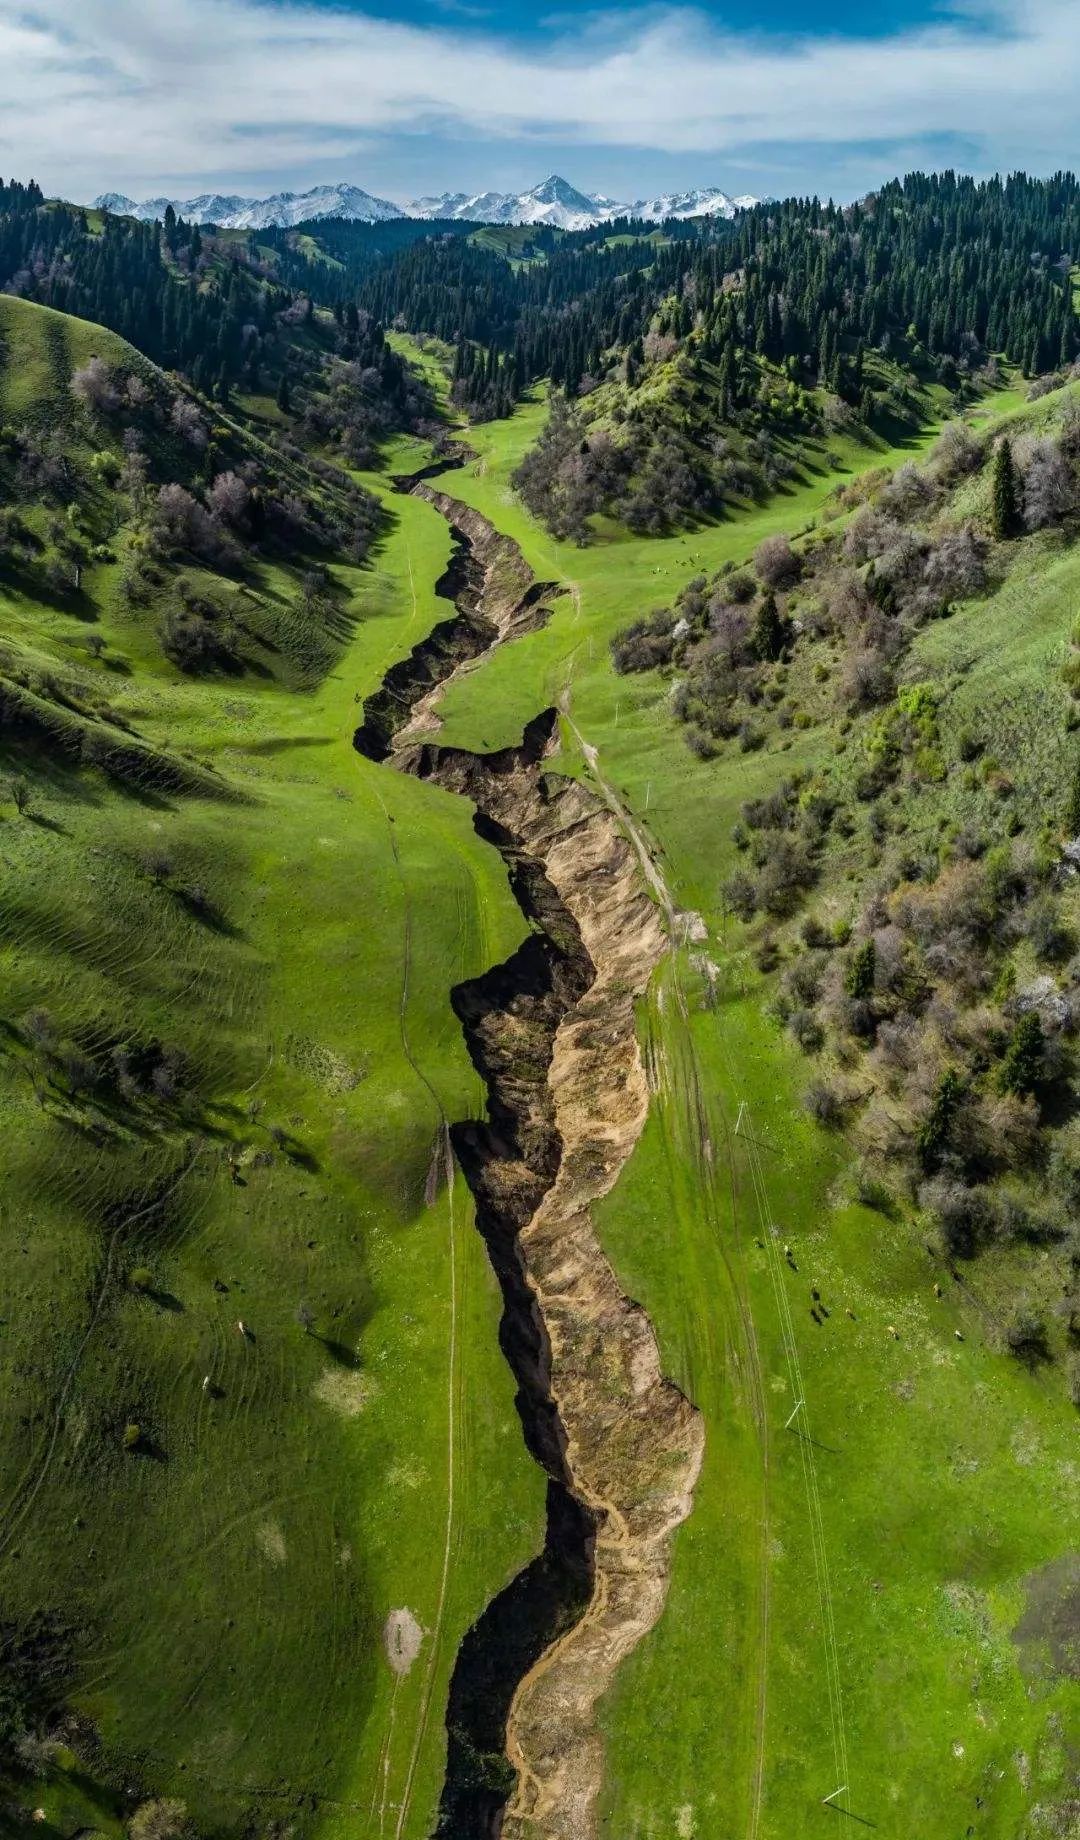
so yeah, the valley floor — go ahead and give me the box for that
[2,316,1077,1840]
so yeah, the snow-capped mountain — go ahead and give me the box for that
[92,183,404,228]
[93,175,761,233]
[408,175,602,231]
[407,175,761,229]
[409,176,763,228]
[626,188,755,222]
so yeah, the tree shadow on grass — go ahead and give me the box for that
[317,1335,360,1369]
[143,1287,184,1314]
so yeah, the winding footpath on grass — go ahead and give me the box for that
[354,469,704,1837]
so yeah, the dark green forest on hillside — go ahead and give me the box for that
[0,178,424,437]
[352,171,1080,418]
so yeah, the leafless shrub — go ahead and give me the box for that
[756,834,817,916]
[170,395,209,449]
[844,506,903,564]
[804,1080,847,1127]
[208,469,251,528]
[754,533,801,589]
[825,569,872,635]
[840,647,894,709]
[151,485,239,568]
[875,1014,920,1071]
[708,601,751,666]
[789,1008,824,1051]
[923,524,988,600]
[71,356,120,414]
[880,462,935,518]
[929,421,982,483]
[1018,436,1075,530]
[1027,373,1064,401]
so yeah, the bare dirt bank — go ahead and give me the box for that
[359,475,703,1837]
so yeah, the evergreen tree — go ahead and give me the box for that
[1065,755,1080,836]
[998,1012,1044,1095]
[751,592,790,662]
[276,371,291,414]
[991,437,1022,540]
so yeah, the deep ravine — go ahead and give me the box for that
[355,472,704,1838]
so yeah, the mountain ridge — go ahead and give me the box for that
[92,173,762,231]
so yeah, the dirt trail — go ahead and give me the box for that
[358,476,704,1837]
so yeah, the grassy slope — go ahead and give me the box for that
[407,375,1078,1839]
[0,299,545,1839]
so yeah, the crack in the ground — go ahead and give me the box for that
[355,467,703,1839]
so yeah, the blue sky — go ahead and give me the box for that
[0,0,1074,206]
[342,0,962,40]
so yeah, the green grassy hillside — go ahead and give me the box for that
[0,296,545,1839]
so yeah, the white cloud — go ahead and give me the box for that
[0,0,1075,197]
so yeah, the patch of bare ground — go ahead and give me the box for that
[384,1607,425,1678]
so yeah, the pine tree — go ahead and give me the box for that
[276,371,291,414]
[1065,755,1080,837]
[991,437,1021,540]
[751,592,789,662]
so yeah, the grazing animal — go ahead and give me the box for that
[237,1320,248,1339]
[845,1307,856,1320]
[887,1325,899,1340]
[954,1330,964,1342]
[934,1282,942,1299]
[202,1374,211,1391]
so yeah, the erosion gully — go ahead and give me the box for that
[356,461,704,1838]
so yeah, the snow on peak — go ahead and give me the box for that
[92,182,404,228]
[93,175,762,234]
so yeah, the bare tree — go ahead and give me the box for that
[1019,437,1075,530]
[930,420,982,483]
[170,395,209,450]
[70,356,120,415]
[754,532,802,589]
[208,469,251,528]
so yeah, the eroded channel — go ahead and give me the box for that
[356,471,704,1838]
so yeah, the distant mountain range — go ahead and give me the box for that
[92,182,404,231]
[406,174,762,229]
[92,174,763,233]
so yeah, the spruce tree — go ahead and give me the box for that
[752,592,789,662]
[1065,755,1080,837]
[991,437,1021,540]
[276,371,291,414]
